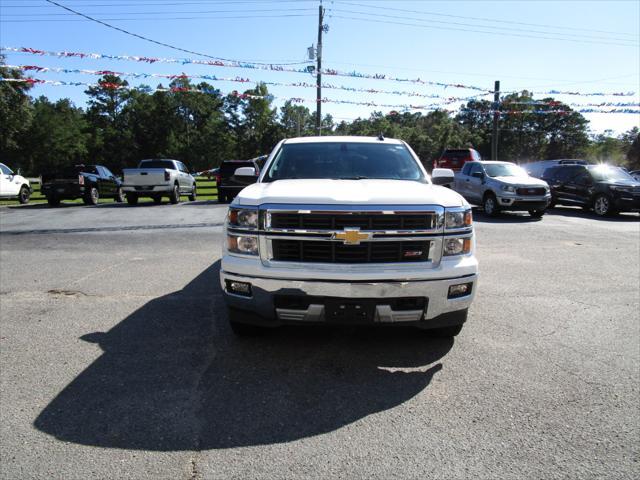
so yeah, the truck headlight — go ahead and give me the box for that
[227,234,259,255]
[443,237,472,256]
[228,208,258,229]
[501,185,516,193]
[445,208,472,229]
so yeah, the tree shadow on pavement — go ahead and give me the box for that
[34,262,452,451]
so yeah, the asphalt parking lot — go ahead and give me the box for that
[0,201,638,480]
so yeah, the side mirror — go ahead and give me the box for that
[431,168,455,186]
[234,167,257,177]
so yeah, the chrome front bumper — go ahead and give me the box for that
[220,270,477,326]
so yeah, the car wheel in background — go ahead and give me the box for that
[189,184,197,202]
[18,185,31,204]
[126,194,138,205]
[114,188,125,203]
[529,209,545,218]
[483,193,500,217]
[593,194,614,216]
[84,187,99,206]
[46,196,60,207]
[169,184,180,204]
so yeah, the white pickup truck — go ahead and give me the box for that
[122,159,196,205]
[220,136,478,337]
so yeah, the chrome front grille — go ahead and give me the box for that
[260,205,445,265]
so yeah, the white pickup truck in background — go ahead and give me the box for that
[122,159,197,205]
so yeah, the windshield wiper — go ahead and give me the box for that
[333,176,370,180]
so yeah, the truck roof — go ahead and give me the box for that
[282,136,404,145]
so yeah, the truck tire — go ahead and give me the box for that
[126,193,139,205]
[169,183,180,204]
[83,186,99,206]
[528,209,545,218]
[483,193,500,217]
[188,184,197,202]
[114,187,125,203]
[228,307,268,336]
[47,196,60,207]
[18,185,31,204]
[152,195,163,205]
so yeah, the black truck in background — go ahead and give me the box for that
[41,165,124,207]
[215,155,267,203]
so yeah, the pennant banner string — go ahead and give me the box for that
[3,46,637,97]
[3,64,485,103]
[2,77,638,115]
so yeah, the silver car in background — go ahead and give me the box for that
[453,161,551,217]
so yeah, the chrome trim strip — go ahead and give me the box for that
[221,270,476,283]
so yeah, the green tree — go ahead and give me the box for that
[20,97,88,175]
[0,61,33,168]
[84,75,134,172]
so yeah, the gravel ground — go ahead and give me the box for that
[0,201,638,480]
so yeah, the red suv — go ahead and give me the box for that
[433,148,481,171]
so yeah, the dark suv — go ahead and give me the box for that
[216,155,267,203]
[542,164,640,216]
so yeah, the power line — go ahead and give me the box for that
[2,7,317,16]
[335,0,639,38]
[41,0,313,65]
[1,14,317,23]
[329,15,639,48]
[332,8,638,44]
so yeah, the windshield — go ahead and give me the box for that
[139,160,175,169]
[484,163,528,178]
[263,142,425,182]
[588,165,637,182]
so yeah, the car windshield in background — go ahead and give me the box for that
[139,160,175,169]
[484,164,528,177]
[264,142,425,182]
[588,166,637,182]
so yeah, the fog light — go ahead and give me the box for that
[448,282,472,298]
[226,280,252,296]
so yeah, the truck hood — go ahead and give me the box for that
[492,175,548,187]
[235,179,466,207]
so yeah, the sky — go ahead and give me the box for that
[0,0,639,135]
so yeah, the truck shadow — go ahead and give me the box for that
[34,262,452,451]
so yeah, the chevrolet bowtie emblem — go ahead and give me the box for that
[333,228,371,245]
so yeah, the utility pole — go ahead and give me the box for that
[315,3,324,136]
[491,80,500,160]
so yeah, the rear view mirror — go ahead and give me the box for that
[234,167,257,177]
[431,168,455,186]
